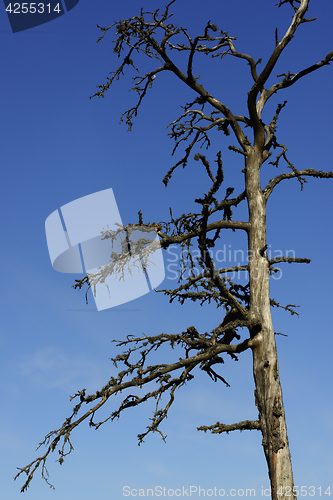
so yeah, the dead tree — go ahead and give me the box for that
[15,1,333,498]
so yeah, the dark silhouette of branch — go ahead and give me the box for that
[263,167,333,198]
[15,330,256,492]
[270,299,301,316]
[198,419,261,434]
[268,257,311,265]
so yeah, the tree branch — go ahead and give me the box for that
[225,38,259,83]
[263,168,333,198]
[158,219,249,248]
[198,419,261,434]
[248,0,311,143]
[91,5,249,151]
[270,299,300,316]
[268,257,311,265]
[15,331,255,492]
[259,50,333,109]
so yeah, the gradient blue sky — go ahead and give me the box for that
[1,1,332,498]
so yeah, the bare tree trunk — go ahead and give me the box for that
[246,148,296,500]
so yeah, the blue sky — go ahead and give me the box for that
[1,0,332,498]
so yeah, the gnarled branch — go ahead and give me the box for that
[198,419,261,434]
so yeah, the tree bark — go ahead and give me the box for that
[246,147,296,500]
